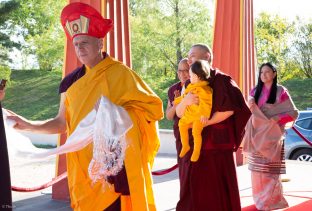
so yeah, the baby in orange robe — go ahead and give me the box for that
[174,60,213,162]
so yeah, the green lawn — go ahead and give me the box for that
[2,70,62,120]
[2,70,312,129]
[282,78,312,110]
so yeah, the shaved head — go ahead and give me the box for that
[190,43,213,65]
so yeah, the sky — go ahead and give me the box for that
[254,0,312,21]
[206,0,311,22]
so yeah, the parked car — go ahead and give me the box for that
[285,110,312,162]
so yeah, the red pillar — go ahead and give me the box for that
[107,0,115,58]
[213,0,255,97]
[106,0,132,67]
[213,0,241,84]
[54,0,132,200]
[123,0,132,68]
[116,0,124,61]
[242,0,256,98]
[212,0,255,166]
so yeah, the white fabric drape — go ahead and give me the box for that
[3,96,133,184]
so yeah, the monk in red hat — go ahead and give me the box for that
[8,2,163,211]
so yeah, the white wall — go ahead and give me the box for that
[21,131,58,147]
[22,129,178,155]
[158,129,177,156]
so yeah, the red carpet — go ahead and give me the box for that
[242,204,258,211]
[285,199,312,210]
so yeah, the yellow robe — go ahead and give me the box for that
[174,81,212,161]
[174,81,212,122]
[64,56,163,211]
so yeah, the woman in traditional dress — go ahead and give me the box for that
[243,62,298,210]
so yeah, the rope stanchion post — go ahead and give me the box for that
[0,102,12,210]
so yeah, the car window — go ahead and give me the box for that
[298,112,312,120]
[296,118,312,130]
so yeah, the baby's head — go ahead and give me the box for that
[189,60,210,84]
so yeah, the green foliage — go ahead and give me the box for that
[130,0,213,129]
[130,0,212,78]
[0,0,21,65]
[282,78,312,110]
[143,74,178,129]
[2,69,61,120]
[8,0,67,70]
[255,13,295,81]
[0,65,12,83]
[291,18,312,78]
[255,13,312,80]
[10,0,66,37]
[30,24,65,71]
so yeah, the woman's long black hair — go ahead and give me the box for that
[254,62,277,105]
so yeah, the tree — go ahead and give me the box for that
[130,0,213,79]
[8,0,66,71]
[130,0,213,129]
[254,13,295,81]
[292,19,312,78]
[0,0,21,65]
[0,65,12,82]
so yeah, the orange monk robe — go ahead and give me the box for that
[64,56,163,211]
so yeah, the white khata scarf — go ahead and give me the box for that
[4,96,133,184]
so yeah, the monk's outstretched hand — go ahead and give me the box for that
[5,110,33,131]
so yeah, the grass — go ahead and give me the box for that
[33,144,56,149]
[2,70,312,129]
[2,70,62,120]
[282,78,312,110]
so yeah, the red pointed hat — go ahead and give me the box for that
[61,2,113,40]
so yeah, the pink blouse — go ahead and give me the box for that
[250,86,293,125]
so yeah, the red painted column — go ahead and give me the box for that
[116,0,124,61]
[213,0,255,98]
[107,0,115,57]
[123,0,132,68]
[213,0,255,166]
[212,0,241,84]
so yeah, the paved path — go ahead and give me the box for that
[10,155,312,210]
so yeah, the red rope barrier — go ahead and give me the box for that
[11,172,67,192]
[292,126,312,147]
[152,164,178,176]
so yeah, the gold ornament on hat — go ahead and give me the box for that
[65,15,90,38]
